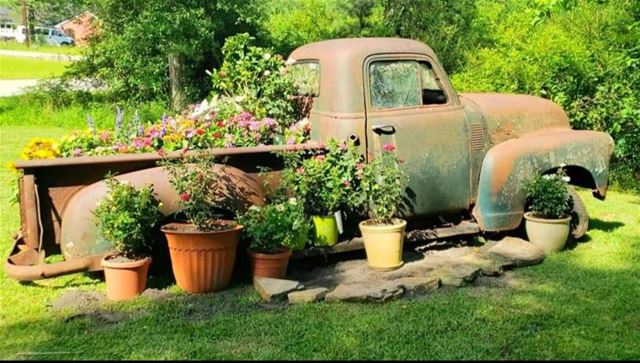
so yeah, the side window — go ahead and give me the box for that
[290,61,320,97]
[369,61,420,109]
[419,62,447,105]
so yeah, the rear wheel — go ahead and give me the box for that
[568,187,589,240]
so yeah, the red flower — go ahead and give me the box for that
[216,121,224,128]
[180,193,190,201]
[212,131,222,139]
[383,143,396,152]
[195,128,205,136]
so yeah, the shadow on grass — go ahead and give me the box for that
[588,218,625,232]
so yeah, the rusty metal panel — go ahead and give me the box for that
[473,129,614,231]
[19,175,39,249]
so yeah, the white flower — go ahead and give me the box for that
[542,174,553,180]
[288,197,297,205]
[276,204,285,212]
[562,176,571,182]
[234,95,245,103]
[263,53,271,60]
[205,69,212,76]
[263,70,271,76]
[249,205,260,212]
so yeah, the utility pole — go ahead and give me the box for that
[21,0,30,48]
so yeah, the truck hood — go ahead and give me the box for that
[460,93,571,145]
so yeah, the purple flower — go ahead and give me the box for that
[249,121,261,131]
[286,137,296,145]
[73,148,83,157]
[159,115,168,138]
[86,114,96,135]
[149,128,160,139]
[263,118,276,128]
[137,124,145,136]
[239,119,250,128]
[185,128,195,139]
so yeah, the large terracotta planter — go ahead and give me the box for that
[101,255,151,301]
[160,222,242,293]
[247,247,292,279]
[524,212,571,254]
[359,218,407,271]
[312,215,338,247]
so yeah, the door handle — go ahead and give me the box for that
[372,124,396,135]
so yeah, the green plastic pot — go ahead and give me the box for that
[312,215,338,247]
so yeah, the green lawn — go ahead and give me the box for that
[0,41,82,55]
[0,55,71,79]
[0,124,639,360]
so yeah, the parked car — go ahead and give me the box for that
[15,25,74,46]
[5,38,614,281]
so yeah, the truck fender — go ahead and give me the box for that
[59,165,265,260]
[472,129,614,231]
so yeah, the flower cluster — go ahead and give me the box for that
[20,102,310,160]
[525,168,573,219]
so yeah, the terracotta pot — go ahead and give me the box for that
[359,218,407,271]
[247,247,292,279]
[524,212,571,255]
[101,255,151,301]
[161,222,242,293]
[312,215,338,247]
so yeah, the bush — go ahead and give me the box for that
[93,176,163,258]
[525,169,572,219]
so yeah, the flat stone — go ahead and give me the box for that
[288,287,329,304]
[483,237,545,267]
[254,277,303,302]
[436,263,483,287]
[395,277,440,294]
[325,281,404,303]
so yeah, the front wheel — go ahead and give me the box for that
[568,187,589,240]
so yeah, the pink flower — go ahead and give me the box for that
[315,155,325,161]
[286,137,296,145]
[180,193,190,201]
[296,167,305,174]
[343,180,351,188]
[356,163,364,170]
[100,131,110,142]
[157,148,166,157]
[340,143,347,151]
[383,143,396,152]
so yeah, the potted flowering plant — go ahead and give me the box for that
[93,176,163,301]
[281,139,361,247]
[524,168,573,254]
[238,198,309,279]
[159,152,243,293]
[356,143,409,270]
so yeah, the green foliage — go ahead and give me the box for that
[238,198,309,252]
[525,169,572,219]
[93,176,162,257]
[357,143,409,223]
[160,152,229,231]
[209,33,298,123]
[69,0,262,103]
[453,0,640,186]
[281,139,362,216]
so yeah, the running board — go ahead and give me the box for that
[291,220,480,260]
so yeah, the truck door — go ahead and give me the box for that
[364,56,471,218]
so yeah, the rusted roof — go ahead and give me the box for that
[288,37,437,63]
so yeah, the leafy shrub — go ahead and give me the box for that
[525,169,572,219]
[356,143,409,223]
[238,198,309,252]
[281,139,362,216]
[161,152,232,231]
[93,176,163,258]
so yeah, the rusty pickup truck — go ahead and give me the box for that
[6,38,614,281]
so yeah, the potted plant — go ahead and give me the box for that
[160,152,243,293]
[524,168,573,254]
[281,139,361,247]
[238,198,309,279]
[93,176,163,301]
[356,143,409,270]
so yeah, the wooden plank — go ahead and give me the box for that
[291,220,480,260]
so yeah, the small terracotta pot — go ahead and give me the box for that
[524,212,571,255]
[247,247,292,279]
[101,255,151,301]
[161,222,242,294]
[359,218,407,271]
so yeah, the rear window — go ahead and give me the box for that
[290,61,320,97]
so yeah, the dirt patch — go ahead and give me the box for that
[48,290,107,313]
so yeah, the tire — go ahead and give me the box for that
[568,187,589,240]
